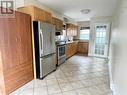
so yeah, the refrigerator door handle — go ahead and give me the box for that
[50,26,52,45]
[39,30,43,57]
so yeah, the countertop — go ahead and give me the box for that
[56,41,79,46]
[66,41,78,44]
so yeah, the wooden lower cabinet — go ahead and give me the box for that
[0,11,34,95]
[66,42,78,59]
[77,42,89,55]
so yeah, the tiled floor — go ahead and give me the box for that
[10,55,112,95]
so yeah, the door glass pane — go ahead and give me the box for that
[94,25,107,56]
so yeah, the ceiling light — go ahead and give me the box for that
[81,9,91,14]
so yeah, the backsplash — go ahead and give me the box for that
[55,35,73,42]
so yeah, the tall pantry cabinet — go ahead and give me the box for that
[0,11,34,95]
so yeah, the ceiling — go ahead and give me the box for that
[38,0,119,21]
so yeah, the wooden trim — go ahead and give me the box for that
[0,51,6,95]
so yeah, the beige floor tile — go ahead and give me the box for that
[57,78,69,84]
[20,81,34,90]
[76,88,91,95]
[59,82,73,92]
[91,78,104,85]
[46,78,58,86]
[87,86,103,95]
[81,79,94,87]
[34,87,48,95]
[70,81,84,89]
[67,76,80,82]
[62,90,77,95]
[97,84,111,93]
[34,79,47,88]
[49,93,63,95]
[45,73,56,79]
[19,88,33,95]
[47,84,61,94]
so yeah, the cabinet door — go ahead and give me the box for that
[56,19,59,31]
[66,44,70,58]
[18,13,33,64]
[34,7,45,21]
[73,42,78,54]
[52,17,57,30]
[17,13,27,64]
[44,11,52,23]
[52,18,63,31]
[78,42,89,54]
[52,17,56,25]
[26,18,33,63]
[0,12,33,94]
[59,20,63,31]
[0,16,20,70]
[16,12,33,91]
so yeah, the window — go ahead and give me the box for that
[80,27,90,40]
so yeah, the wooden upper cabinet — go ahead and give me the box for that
[34,6,45,21]
[66,24,78,36]
[52,17,63,32]
[45,11,52,23]
[18,6,52,23]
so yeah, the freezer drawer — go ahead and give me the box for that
[40,54,56,78]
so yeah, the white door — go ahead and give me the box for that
[93,23,110,58]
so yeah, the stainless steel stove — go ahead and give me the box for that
[56,41,66,66]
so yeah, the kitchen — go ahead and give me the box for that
[0,0,124,95]
[0,5,90,95]
[17,5,89,79]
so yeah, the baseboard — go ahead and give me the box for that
[110,83,117,95]
[108,60,117,95]
[88,53,93,57]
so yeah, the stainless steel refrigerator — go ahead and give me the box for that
[33,21,56,79]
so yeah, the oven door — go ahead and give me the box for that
[58,45,66,59]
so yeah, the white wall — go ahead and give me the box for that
[15,0,24,8]
[77,21,90,27]
[109,0,127,95]
[15,0,77,24]
[88,16,112,56]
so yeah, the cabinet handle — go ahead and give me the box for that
[16,38,21,42]
[19,38,21,42]
[16,38,18,42]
